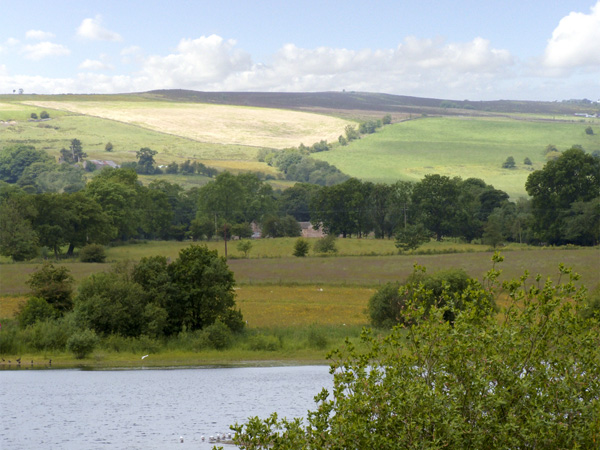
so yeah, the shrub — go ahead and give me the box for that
[580,283,600,320]
[369,267,495,328]
[502,156,516,169]
[66,329,99,359]
[236,240,253,258]
[105,142,113,152]
[232,255,600,449]
[395,223,431,252]
[26,318,72,351]
[307,326,328,350]
[18,297,57,328]
[40,111,49,119]
[26,262,74,313]
[79,244,107,263]
[585,126,594,135]
[367,282,404,328]
[523,156,532,165]
[248,334,281,351]
[313,234,337,254]
[293,238,310,257]
[204,320,232,350]
[30,112,38,120]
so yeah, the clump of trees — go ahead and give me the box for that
[1,143,597,263]
[232,255,600,449]
[14,246,245,358]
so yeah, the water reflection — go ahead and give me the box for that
[0,365,332,449]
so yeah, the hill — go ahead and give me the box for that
[143,90,600,117]
[2,90,599,197]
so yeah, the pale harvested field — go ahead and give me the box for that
[22,101,352,149]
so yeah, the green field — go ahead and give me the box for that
[312,116,600,198]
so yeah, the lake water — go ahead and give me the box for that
[0,365,333,449]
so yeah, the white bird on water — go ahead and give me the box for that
[141,355,149,360]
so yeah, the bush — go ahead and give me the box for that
[66,329,99,359]
[247,333,281,351]
[307,326,328,350]
[313,234,337,254]
[395,223,431,252]
[79,244,107,263]
[580,283,600,320]
[40,111,49,119]
[105,142,113,152]
[204,319,232,350]
[18,297,57,328]
[236,240,253,258]
[502,156,516,169]
[27,262,74,313]
[369,267,495,328]
[233,255,600,449]
[30,112,38,119]
[585,126,594,135]
[26,318,72,351]
[293,238,310,257]
[367,282,404,328]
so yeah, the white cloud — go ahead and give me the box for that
[8,31,596,101]
[22,42,70,60]
[77,16,122,42]
[79,59,114,71]
[5,38,20,47]
[123,34,513,99]
[26,30,55,41]
[543,1,600,69]
[136,35,252,88]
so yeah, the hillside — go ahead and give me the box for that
[143,90,600,117]
[2,90,599,197]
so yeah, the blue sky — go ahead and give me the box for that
[1,0,599,100]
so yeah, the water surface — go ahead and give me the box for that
[0,365,332,449]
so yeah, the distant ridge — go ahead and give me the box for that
[143,90,599,116]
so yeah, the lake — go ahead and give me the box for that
[0,365,333,449]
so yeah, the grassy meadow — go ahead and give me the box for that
[20,99,353,150]
[313,116,600,198]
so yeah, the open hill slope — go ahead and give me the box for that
[2,91,599,197]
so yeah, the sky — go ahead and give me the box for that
[1,0,599,101]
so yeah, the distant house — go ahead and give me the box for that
[299,222,325,238]
[86,160,120,170]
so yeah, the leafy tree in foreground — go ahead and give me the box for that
[232,255,600,449]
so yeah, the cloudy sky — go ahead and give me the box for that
[1,0,599,101]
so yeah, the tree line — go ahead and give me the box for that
[1,144,598,261]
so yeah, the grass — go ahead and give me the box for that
[18,99,353,150]
[313,116,600,198]
[0,105,265,163]
[1,242,597,296]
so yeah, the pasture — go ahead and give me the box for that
[20,100,353,150]
[313,116,600,198]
